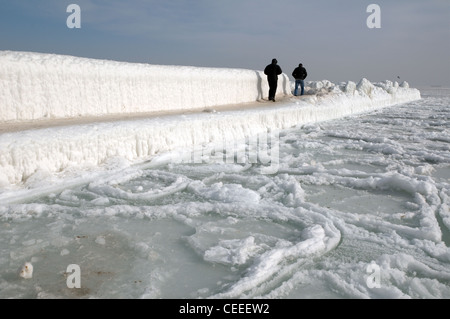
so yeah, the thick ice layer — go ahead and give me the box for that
[0,51,290,123]
[0,88,448,299]
[0,73,420,186]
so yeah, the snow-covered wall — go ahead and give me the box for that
[0,51,421,187]
[0,79,421,187]
[0,51,290,123]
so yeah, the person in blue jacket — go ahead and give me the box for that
[264,59,283,102]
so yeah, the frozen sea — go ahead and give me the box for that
[0,87,449,299]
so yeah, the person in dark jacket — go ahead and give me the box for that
[292,63,307,96]
[264,59,283,102]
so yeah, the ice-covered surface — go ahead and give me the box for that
[0,52,420,186]
[0,87,448,299]
[0,51,290,123]
[4,51,449,300]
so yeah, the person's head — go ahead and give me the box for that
[272,59,278,64]
[299,63,303,67]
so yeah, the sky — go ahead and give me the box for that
[0,0,449,87]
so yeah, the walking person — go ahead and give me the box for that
[292,63,308,96]
[264,58,282,102]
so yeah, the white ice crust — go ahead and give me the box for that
[0,51,289,122]
[0,51,421,186]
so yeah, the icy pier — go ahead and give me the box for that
[0,51,421,187]
[0,51,290,123]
